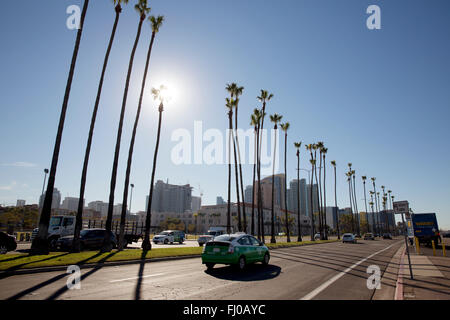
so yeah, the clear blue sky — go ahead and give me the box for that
[1,0,449,229]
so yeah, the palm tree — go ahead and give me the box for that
[362,176,369,232]
[331,160,340,239]
[102,0,150,252]
[225,85,242,232]
[316,142,324,238]
[371,178,379,234]
[31,0,90,255]
[321,147,328,239]
[142,85,169,251]
[295,142,302,242]
[346,172,355,233]
[226,83,246,233]
[280,122,290,242]
[269,113,282,243]
[369,190,377,234]
[305,144,315,240]
[225,98,235,234]
[118,15,164,250]
[250,109,261,237]
[351,170,360,236]
[72,0,129,253]
[257,90,273,243]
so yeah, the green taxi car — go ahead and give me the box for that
[201,234,270,270]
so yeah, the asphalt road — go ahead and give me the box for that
[0,238,403,300]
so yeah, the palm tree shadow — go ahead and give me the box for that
[46,250,119,300]
[134,249,148,300]
[6,251,107,300]
[0,252,72,279]
[0,254,31,264]
[205,264,281,281]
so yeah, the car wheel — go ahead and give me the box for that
[199,243,204,247]
[206,263,215,270]
[262,253,270,265]
[164,239,168,244]
[238,256,246,270]
[179,241,183,244]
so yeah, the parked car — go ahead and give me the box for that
[55,229,117,251]
[364,233,375,240]
[201,234,270,270]
[314,233,321,241]
[443,232,450,238]
[382,233,393,240]
[152,230,184,244]
[0,231,17,254]
[342,233,357,243]
[198,235,214,246]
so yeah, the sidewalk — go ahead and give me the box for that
[396,242,450,300]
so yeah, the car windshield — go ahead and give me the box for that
[80,230,90,237]
[159,232,170,235]
[214,235,236,242]
[50,217,62,227]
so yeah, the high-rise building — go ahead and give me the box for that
[244,185,253,204]
[254,174,286,209]
[287,179,307,216]
[88,201,109,217]
[39,188,61,209]
[191,196,202,212]
[146,180,192,214]
[325,207,339,230]
[61,197,84,212]
[16,199,26,207]
[216,196,225,205]
[306,184,319,217]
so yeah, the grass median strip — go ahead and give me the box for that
[0,239,339,271]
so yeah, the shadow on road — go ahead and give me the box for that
[205,264,281,281]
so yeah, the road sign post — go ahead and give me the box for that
[394,201,414,280]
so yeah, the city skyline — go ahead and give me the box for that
[0,1,449,229]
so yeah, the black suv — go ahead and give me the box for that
[0,231,17,254]
[56,229,117,251]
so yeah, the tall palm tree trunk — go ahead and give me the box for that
[31,0,89,255]
[251,126,257,236]
[348,179,355,233]
[227,112,232,234]
[363,182,369,232]
[323,155,328,239]
[309,163,315,240]
[234,109,247,233]
[284,132,290,242]
[318,152,323,239]
[119,31,157,250]
[73,4,121,253]
[334,166,340,239]
[352,175,360,235]
[142,104,164,251]
[103,14,145,252]
[296,151,302,242]
[258,104,266,243]
[231,128,242,232]
[270,129,277,244]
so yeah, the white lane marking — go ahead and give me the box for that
[300,241,401,300]
[110,273,165,283]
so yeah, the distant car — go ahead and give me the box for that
[55,229,117,251]
[364,233,375,240]
[443,232,450,238]
[198,235,214,246]
[314,233,321,240]
[382,233,393,240]
[153,230,184,244]
[342,233,357,244]
[0,231,17,254]
[201,234,270,270]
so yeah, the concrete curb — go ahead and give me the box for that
[0,239,339,277]
[394,246,406,300]
[372,243,404,300]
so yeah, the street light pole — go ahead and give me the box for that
[129,183,134,214]
[41,168,49,197]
